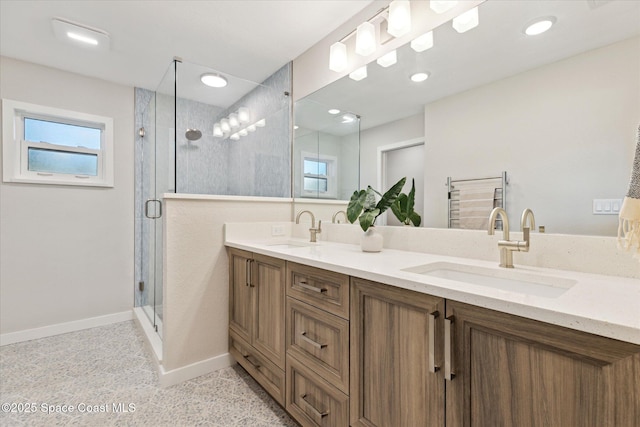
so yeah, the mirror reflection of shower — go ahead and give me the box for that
[185,128,202,141]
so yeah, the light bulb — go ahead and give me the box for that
[349,66,368,81]
[229,133,240,141]
[387,0,411,38]
[255,119,266,127]
[411,31,434,52]
[377,50,397,68]
[229,113,239,128]
[213,123,223,138]
[329,41,348,72]
[220,119,230,133]
[355,22,377,57]
[239,129,248,136]
[452,6,479,33]
[238,107,250,123]
[247,124,256,132]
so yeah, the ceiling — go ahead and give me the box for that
[298,0,640,134]
[0,0,374,91]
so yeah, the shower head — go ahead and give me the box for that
[185,128,202,141]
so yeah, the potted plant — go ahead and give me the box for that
[347,177,406,252]
[391,178,422,226]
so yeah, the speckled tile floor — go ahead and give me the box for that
[0,321,297,427]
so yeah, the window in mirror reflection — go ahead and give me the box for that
[302,153,337,198]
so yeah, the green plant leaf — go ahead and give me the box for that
[347,189,366,223]
[407,178,416,214]
[409,211,421,227]
[363,186,377,210]
[391,193,408,222]
[359,208,379,231]
[375,177,406,216]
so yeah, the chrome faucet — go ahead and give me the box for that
[295,210,321,242]
[488,207,535,268]
[332,210,347,223]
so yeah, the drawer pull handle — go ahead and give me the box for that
[444,315,455,381]
[298,280,327,293]
[428,311,440,373]
[300,332,327,349]
[243,354,261,369]
[301,394,329,420]
[245,259,254,287]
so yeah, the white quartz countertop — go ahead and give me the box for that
[225,237,640,345]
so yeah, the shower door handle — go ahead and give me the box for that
[145,199,162,219]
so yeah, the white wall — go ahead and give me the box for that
[424,37,640,236]
[0,56,134,335]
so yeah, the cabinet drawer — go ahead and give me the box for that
[287,262,349,319]
[230,333,285,406]
[287,297,349,393]
[286,355,349,427]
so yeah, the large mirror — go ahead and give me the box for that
[293,0,640,236]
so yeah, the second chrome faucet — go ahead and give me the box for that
[295,210,322,242]
[488,207,535,268]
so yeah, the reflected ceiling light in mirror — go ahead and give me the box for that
[228,113,239,128]
[328,108,341,115]
[410,72,430,82]
[200,73,228,88]
[213,123,223,138]
[238,107,250,123]
[376,50,397,68]
[430,0,458,14]
[230,133,240,141]
[387,0,411,38]
[329,41,348,72]
[349,65,368,81]
[52,18,110,50]
[341,114,357,123]
[411,31,434,52]
[524,17,556,36]
[238,129,248,137]
[355,22,377,56]
[220,119,231,133]
[247,124,256,132]
[452,6,479,33]
[255,119,266,127]
[294,125,299,130]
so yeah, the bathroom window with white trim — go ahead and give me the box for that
[2,99,114,187]
[301,152,337,198]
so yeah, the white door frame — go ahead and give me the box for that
[376,137,425,225]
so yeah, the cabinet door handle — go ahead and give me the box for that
[301,394,329,421]
[444,315,455,381]
[428,311,440,373]
[300,332,327,349]
[297,280,327,293]
[243,354,261,369]
[245,259,254,287]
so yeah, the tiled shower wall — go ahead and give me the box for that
[134,63,292,309]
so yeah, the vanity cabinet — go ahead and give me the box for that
[228,248,286,404]
[350,277,445,427]
[285,262,351,427]
[446,301,640,427]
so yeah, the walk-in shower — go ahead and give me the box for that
[134,59,291,350]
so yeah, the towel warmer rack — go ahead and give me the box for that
[447,171,507,230]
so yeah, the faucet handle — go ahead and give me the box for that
[317,220,322,233]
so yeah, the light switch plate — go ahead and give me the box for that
[593,199,623,215]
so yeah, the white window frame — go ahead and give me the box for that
[301,151,337,199]
[2,99,114,187]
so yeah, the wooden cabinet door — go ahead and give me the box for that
[228,248,253,344]
[446,301,640,427]
[350,278,445,427]
[252,253,287,369]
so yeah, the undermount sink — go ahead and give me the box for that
[267,240,314,249]
[402,262,576,298]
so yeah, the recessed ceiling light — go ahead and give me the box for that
[410,72,430,82]
[328,109,341,115]
[294,125,299,130]
[51,17,110,50]
[200,73,228,88]
[524,17,556,36]
[341,114,357,124]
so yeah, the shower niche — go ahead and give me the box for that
[134,60,292,342]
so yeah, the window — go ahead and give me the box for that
[2,99,114,187]
[301,152,337,198]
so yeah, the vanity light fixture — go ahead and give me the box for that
[220,119,231,133]
[387,0,412,38]
[229,133,240,141]
[329,42,348,72]
[228,113,239,128]
[349,65,368,81]
[376,50,397,68]
[410,72,430,82]
[51,17,110,50]
[213,123,223,138]
[238,107,250,123]
[411,31,434,52]
[355,22,377,56]
[430,0,458,14]
[524,17,556,36]
[452,6,479,33]
[255,118,266,127]
[201,73,228,88]
[238,129,248,137]
[247,124,256,132]
[328,109,341,115]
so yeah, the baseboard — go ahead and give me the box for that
[0,310,133,346]
[158,352,235,388]
[132,307,162,364]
